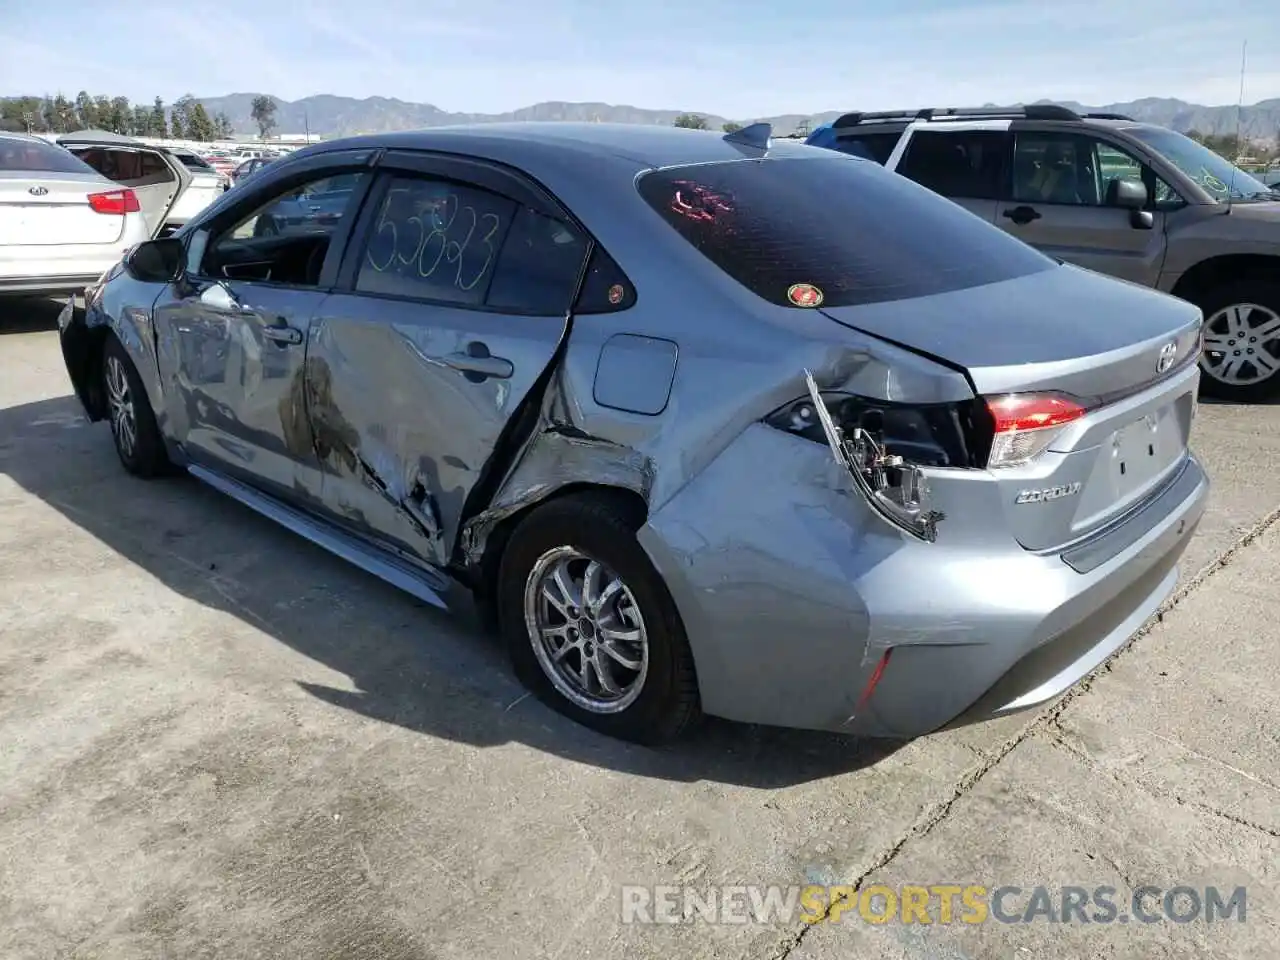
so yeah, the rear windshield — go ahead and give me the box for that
[636,156,1055,308]
[0,137,96,175]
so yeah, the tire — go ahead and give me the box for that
[1192,278,1280,403]
[102,335,171,478]
[496,492,701,744]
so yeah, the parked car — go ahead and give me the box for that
[149,146,230,232]
[58,123,1208,744]
[54,130,198,238]
[808,105,1280,402]
[230,156,273,185]
[0,131,152,297]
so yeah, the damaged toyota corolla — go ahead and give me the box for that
[58,121,1210,744]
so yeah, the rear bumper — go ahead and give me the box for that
[638,424,1209,739]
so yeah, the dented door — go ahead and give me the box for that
[306,162,589,567]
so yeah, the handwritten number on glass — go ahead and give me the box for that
[365,187,504,294]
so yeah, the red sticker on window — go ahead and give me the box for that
[607,283,625,305]
[787,283,824,307]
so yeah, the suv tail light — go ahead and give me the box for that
[984,393,1087,468]
[87,189,140,215]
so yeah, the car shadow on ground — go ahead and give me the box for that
[0,296,66,335]
[0,382,904,788]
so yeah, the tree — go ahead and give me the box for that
[251,95,278,140]
[171,94,198,139]
[673,113,708,130]
[130,104,150,137]
[213,111,235,139]
[184,100,216,141]
[151,97,168,137]
[49,94,75,133]
[722,121,743,133]
[75,91,96,129]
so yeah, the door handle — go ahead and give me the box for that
[1002,205,1042,225]
[262,324,303,345]
[441,344,514,381]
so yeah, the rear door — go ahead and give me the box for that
[57,137,192,237]
[891,127,1009,222]
[305,151,591,567]
[995,128,1171,285]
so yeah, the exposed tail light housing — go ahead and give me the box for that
[984,393,1087,469]
[87,189,140,215]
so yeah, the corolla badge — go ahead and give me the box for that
[1015,481,1082,505]
[1156,341,1178,374]
[28,185,48,196]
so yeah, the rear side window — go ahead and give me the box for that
[897,130,1007,199]
[832,132,901,164]
[0,137,95,174]
[636,156,1055,309]
[355,174,588,316]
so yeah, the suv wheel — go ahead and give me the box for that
[496,493,701,744]
[1195,278,1280,402]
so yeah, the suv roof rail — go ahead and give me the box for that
[832,104,1082,128]
[1082,112,1135,121]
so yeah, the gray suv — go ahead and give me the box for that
[814,105,1280,402]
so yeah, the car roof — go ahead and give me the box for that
[296,122,815,171]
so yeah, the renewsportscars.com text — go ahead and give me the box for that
[620,884,1247,926]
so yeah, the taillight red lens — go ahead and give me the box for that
[984,393,1088,469]
[986,393,1086,433]
[87,189,140,215]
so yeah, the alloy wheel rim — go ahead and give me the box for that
[523,546,649,714]
[105,356,137,459]
[1200,303,1280,386]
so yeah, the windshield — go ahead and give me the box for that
[637,156,1055,309]
[0,137,98,175]
[1128,127,1273,202]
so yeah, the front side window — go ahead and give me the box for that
[199,170,370,287]
[636,155,1055,309]
[354,174,587,316]
[1012,133,1096,205]
[897,130,1007,199]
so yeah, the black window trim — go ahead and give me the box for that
[332,149,637,317]
[185,149,380,292]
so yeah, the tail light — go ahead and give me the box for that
[87,189,140,215]
[766,377,1094,541]
[984,393,1087,468]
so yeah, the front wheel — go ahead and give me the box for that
[103,336,171,478]
[1194,279,1280,402]
[497,493,701,744]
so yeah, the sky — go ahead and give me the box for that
[2,0,1278,117]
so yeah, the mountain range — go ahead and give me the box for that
[196,93,1280,141]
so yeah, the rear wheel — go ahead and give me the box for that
[1194,279,1280,402]
[496,493,701,744]
[103,336,170,478]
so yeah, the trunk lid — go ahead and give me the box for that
[57,134,192,238]
[0,173,125,246]
[820,264,1202,552]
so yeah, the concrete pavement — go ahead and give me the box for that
[1,297,1277,960]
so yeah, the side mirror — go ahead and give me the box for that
[124,237,184,283]
[1106,177,1148,210]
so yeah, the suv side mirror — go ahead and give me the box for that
[124,237,184,283]
[1107,177,1147,210]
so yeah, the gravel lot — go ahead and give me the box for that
[2,296,1277,960]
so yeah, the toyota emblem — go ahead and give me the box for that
[1155,341,1178,374]
[28,185,48,196]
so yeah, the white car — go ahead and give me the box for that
[160,147,231,232]
[0,132,152,297]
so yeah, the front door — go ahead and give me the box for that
[997,130,1170,286]
[306,156,591,567]
[153,168,374,505]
